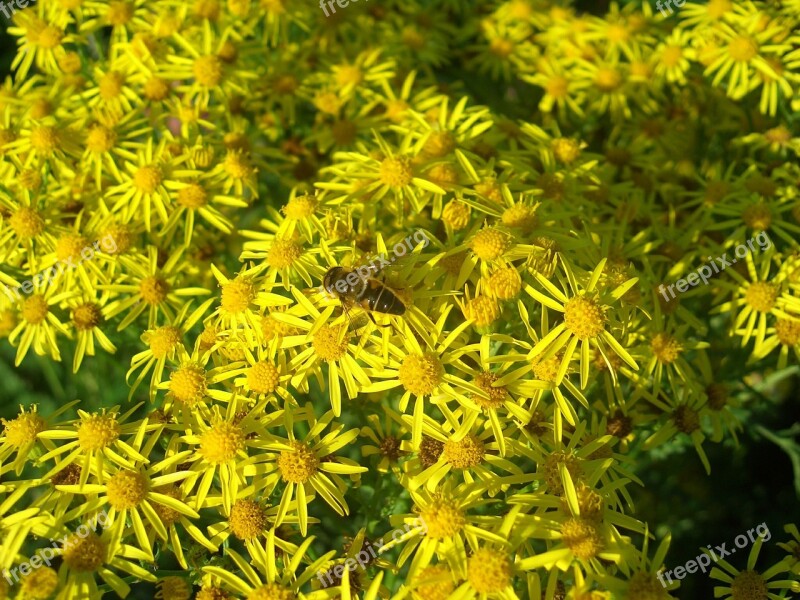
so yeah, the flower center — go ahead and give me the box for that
[730,569,767,600]
[423,131,457,158]
[144,76,170,101]
[56,233,89,262]
[624,572,669,599]
[742,204,772,230]
[107,1,134,25]
[106,470,149,509]
[221,277,255,313]
[276,441,318,483]
[177,183,208,208]
[745,282,778,313]
[2,410,45,447]
[413,564,455,600]
[169,363,207,406]
[673,405,700,433]
[312,325,349,362]
[467,548,511,594]
[21,295,49,325]
[729,35,758,62]
[194,55,223,87]
[379,156,414,188]
[282,194,317,219]
[229,499,267,540]
[552,138,582,164]
[99,71,125,99]
[561,517,604,559]
[19,566,59,599]
[564,296,606,339]
[267,238,302,269]
[398,353,444,396]
[144,325,181,359]
[9,207,45,238]
[72,303,104,331]
[775,318,800,346]
[139,275,170,305]
[595,68,622,92]
[30,126,60,154]
[650,332,682,363]
[470,228,511,261]
[421,498,466,539]
[87,125,116,153]
[472,371,507,409]
[443,434,484,469]
[77,413,120,451]
[442,200,471,230]
[247,584,296,600]
[133,165,163,194]
[246,361,280,394]
[465,296,500,327]
[199,422,245,465]
[419,436,444,468]
[62,533,106,572]
[223,150,253,178]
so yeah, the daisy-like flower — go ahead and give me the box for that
[36,405,151,486]
[160,171,249,246]
[653,28,696,85]
[101,246,211,329]
[701,18,792,101]
[64,290,118,373]
[445,508,535,600]
[7,14,76,80]
[127,298,215,401]
[0,404,51,474]
[55,453,199,562]
[387,480,505,579]
[279,286,381,417]
[180,401,283,511]
[228,341,296,408]
[405,411,527,495]
[239,226,324,290]
[715,248,800,349]
[709,536,795,600]
[319,131,445,215]
[776,524,800,576]
[595,528,678,599]
[526,256,639,389]
[106,137,201,231]
[250,404,367,536]
[205,492,310,558]
[521,58,586,117]
[159,22,258,109]
[366,314,480,448]
[50,526,157,600]
[204,529,338,600]
[360,408,410,474]
[641,385,713,474]
[7,281,74,366]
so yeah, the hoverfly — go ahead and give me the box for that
[322,263,406,324]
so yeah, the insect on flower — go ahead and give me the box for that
[322,262,407,325]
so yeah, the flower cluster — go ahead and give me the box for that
[1,1,800,599]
